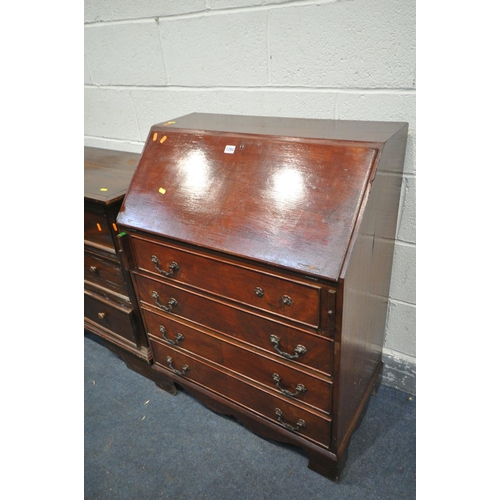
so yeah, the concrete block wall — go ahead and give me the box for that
[84,0,416,394]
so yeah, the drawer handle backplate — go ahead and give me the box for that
[272,373,306,398]
[165,356,190,376]
[152,291,178,313]
[159,325,184,346]
[269,334,307,360]
[274,408,306,432]
[151,255,179,277]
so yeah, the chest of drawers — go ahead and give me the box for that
[84,147,152,376]
[116,113,408,481]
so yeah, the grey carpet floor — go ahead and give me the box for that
[84,334,416,499]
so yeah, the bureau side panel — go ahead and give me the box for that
[336,125,408,452]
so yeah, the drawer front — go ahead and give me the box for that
[150,338,331,447]
[84,251,128,296]
[135,274,333,375]
[84,208,116,251]
[144,309,332,414]
[131,236,320,328]
[84,292,136,344]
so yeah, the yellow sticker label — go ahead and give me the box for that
[164,121,176,125]
[159,187,166,194]
[153,132,158,141]
[99,187,108,192]
[160,135,167,143]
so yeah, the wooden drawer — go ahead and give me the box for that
[84,291,136,344]
[84,251,128,296]
[84,206,116,251]
[130,235,321,328]
[134,273,333,375]
[150,338,331,448]
[143,309,332,414]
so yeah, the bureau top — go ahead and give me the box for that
[153,113,406,143]
[84,147,141,204]
[117,114,407,281]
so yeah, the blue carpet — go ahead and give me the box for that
[84,335,416,499]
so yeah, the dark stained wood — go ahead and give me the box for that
[150,361,341,479]
[156,112,406,144]
[143,308,332,414]
[116,114,408,482]
[134,272,333,375]
[335,125,408,454]
[84,203,118,252]
[84,146,152,367]
[84,290,137,344]
[84,250,129,297]
[84,147,142,204]
[119,131,378,280]
[150,338,332,447]
[130,234,321,328]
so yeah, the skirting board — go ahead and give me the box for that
[381,349,416,395]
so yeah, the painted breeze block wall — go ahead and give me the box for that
[84,0,416,394]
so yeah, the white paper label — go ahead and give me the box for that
[224,145,236,154]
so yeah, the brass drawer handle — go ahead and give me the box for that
[152,291,178,313]
[254,287,264,297]
[97,312,106,319]
[165,356,190,376]
[274,408,306,432]
[89,265,98,274]
[269,335,307,360]
[272,373,306,398]
[151,255,179,277]
[281,295,293,306]
[159,325,184,346]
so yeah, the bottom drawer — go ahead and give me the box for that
[150,338,331,448]
[84,291,136,344]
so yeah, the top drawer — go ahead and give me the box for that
[130,235,321,328]
[84,204,117,252]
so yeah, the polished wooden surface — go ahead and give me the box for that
[149,338,332,447]
[119,130,379,280]
[116,114,408,481]
[84,290,136,344]
[154,112,406,144]
[84,146,152,368]
[130,234,321,328]
[143,308,332,413]
[85,147,141,204]
[134,271,334,375]
[336,125,408,454]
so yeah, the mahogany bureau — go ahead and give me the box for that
[116,113,408,481]
[84,147,152,376]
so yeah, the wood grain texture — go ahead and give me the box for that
[84,147,152,366]
[150,338,332,447]
[85,147,141,204]
[118,131,378,281]
[134,272,334,375]
[115,114,408,482]
[336,124,408,453]
[143,308,333,413]
[130,234,321,328]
